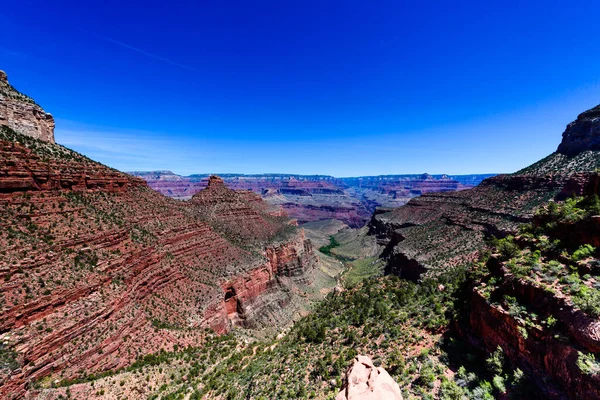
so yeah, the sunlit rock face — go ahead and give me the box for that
[0,70,55,143]
[336,355,403,400]
[557,104,600,156]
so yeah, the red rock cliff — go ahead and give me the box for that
[0,109,317,397]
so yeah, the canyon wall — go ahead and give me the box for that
[468,261,600,399]
[369,103,600,398]
[0,79,317,398]
[131,171,494,228]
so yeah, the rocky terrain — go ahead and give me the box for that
[369,103,600,398]
[335,355,403,400]
[131,171,494,228]
[0,71,55,143]
[2,67,599,400]
[0,72,319,398]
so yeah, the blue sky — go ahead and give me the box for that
[1,0,599,176]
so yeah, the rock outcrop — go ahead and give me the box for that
[0,71,55,143]
[557,104,600,156]
[368,174,571,279]
[336,355,403,400]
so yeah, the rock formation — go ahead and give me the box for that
[557,104,600,156]
[336,355,403,400]
[370,105,600,280]
[0,77,317,398]
[0,70,55,143]
[131,171,493,228]
[369,103,600,398]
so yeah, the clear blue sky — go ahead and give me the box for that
[1,0,599,176]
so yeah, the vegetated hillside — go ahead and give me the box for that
[366,103,600,398]
[0,74,319,398]
[370,104,600,280]
[468,195,600,398]
[131,171,494,228]
[35,260,539,400]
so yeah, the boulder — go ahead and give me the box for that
[336,355,403,400]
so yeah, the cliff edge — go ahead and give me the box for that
[0,70,55,143]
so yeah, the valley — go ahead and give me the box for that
[130,171,494,228]
[1,69,600,400]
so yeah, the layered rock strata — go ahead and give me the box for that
[0,71,55,143]
[0,78,317,398]
[131,171,493,228]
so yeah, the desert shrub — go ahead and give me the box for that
[494,236,519,260]
[0,344,19,372]
[486,346,504,376]
[492,375,506,393]
[572,244,596,261]
[577,351,600,375]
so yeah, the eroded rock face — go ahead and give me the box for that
[131,171,492,228]
[368,174,574,279]
[336,355,403,400]
[468,258,600,399]
[207,230,317,332]
[0,71,55,143]
[557,104,600,156]
[0,127,317,396]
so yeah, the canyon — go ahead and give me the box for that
[0,72,319,398]
[130,171,494,228]
[370,104,600,398]
[1,68,600,400]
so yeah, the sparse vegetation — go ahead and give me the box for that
[319,236,340,256]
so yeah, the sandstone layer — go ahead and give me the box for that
[0,71,55,143]
[335,355,403,400]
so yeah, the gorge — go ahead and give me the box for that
[1,70,600,400]
[130,171,494,228]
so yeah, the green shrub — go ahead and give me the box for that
[572,244,596,261]
[495,236,519,261]
[485,346,504,376]
[577,352,600,375]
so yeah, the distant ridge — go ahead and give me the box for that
[130,171,496,227]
